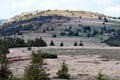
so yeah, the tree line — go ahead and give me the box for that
[0,37,47,48]
[0,37,84,48]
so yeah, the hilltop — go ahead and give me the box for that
[6,10,107,22]
[0,19,6,22]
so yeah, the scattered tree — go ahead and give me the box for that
[60,31,66,36]
[60,41,64,47]
[74,41,78,46]
[43,29,46,33]
[50,40,55,46]
[98,16,102,19]
[52,33,56,38]
[69,25,72,30]
[56,61,70,79]
[0,40,13,80]
[24,51,50,80]
[79,40,84,46]
[104,17,108,22]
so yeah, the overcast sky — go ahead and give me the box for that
[1,0,120,19]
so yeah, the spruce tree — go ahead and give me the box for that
[24,51,50,80]
[50,40,55,46]
[79,40,84,46]
[0,39,12,80]
[60,41,64,47]
[56,61,70,79]
[74,41,78,46]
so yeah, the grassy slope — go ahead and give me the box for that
[1,10,120,47]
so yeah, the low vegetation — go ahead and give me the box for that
[96,72,107,80]
[41,53,57,59]
[104,30,120,46]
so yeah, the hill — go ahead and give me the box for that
[0,10,120,46]
[0,10,119,35]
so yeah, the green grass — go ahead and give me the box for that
[95,34,109,41]
[79,32,87,37]
[109,20,120,24]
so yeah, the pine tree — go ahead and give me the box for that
[79,40,84,46]
[0,39,13,80]
[43,29,46,33]
[60,41,64,47]
[74,41,78,46]
[24,51,50,80]
[104,17,108,22]
[52,33,56,38]
[50,40,55,46]
[56,61,70,79]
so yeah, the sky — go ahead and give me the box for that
[1,0,120,19]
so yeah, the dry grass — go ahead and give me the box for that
[7,47,120,80]
[7,10,106,22]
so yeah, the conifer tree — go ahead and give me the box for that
[56,61,70,79]
[60,41,64,47]
[50,40,55,46]
[0,39,12,80]
[74,41,78,46]
[79,40,84,46]
[24,51,50,80]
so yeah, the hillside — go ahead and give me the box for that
[0,10,120,46]
[0,10,119,35]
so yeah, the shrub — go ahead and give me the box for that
[27,47,32,50]
[41,53,57,59]
[96,72,107,80]
[74,41,78,46]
